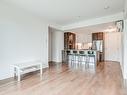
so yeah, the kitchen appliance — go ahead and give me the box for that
[92,32,104,62]
[92,40,104,62]
[92,40,103,52]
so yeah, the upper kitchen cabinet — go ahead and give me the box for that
[92,32,104,40]
[64,32,76,49]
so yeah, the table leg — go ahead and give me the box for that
[17,68,21,81]
[14,67,17,79]
[40,64,43,75]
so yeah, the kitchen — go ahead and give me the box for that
[62,21,123,68]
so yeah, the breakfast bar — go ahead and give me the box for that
[62,49,98,67]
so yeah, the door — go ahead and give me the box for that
[105,32,122,62]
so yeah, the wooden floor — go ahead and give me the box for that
[0,61,127,95]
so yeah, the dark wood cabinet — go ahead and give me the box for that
[64,32,76,49]
[92,33,98,40]
[98,33,103,40]
[92,32,104,40]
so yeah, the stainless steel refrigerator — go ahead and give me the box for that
[92,40,104,62]
[92,40,103,52]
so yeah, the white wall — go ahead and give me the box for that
[123,20,127,79]
[51,30,64,62]
[0,2,49,80]
[123,0,127,79]
[124,0,127,19]
[74,31,92,44]
[74,31,92,49]
[67,30,93,49]
[48,28,52,62]
[105,32,122,63]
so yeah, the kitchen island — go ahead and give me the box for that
[62,49,98,66]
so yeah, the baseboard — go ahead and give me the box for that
[118,60,127,79]
[49,61,62,63]
[48,61,54,63]
[119,62,124,79]
[42,63,49,68]
[0,77,14,86]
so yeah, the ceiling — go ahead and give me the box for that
[3,0,124,25]
[67,22,116,33]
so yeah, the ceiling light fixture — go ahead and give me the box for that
[104,6,110,10]
[104,0,110,10]
[77,16,81,18]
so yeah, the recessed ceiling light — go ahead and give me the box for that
[104,6,110,10]
[76,16,81,18]
[77,16,81,18]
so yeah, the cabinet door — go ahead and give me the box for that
[64,32,76,49]
[92,32,103,40]
[64,33,67,49]
[98,33,103,40]
[68,33,76,49]
[92,33,98,40]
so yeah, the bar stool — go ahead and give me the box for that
[79,51,87,64]
[71,50,79,63]
[87,51,96,65]
[66,50,72,63]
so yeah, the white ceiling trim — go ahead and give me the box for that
[62,12,124,31]
[49,23,63,31]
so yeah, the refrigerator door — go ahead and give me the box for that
[92,40,103,52]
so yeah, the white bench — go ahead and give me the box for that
[13,61,43,81]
